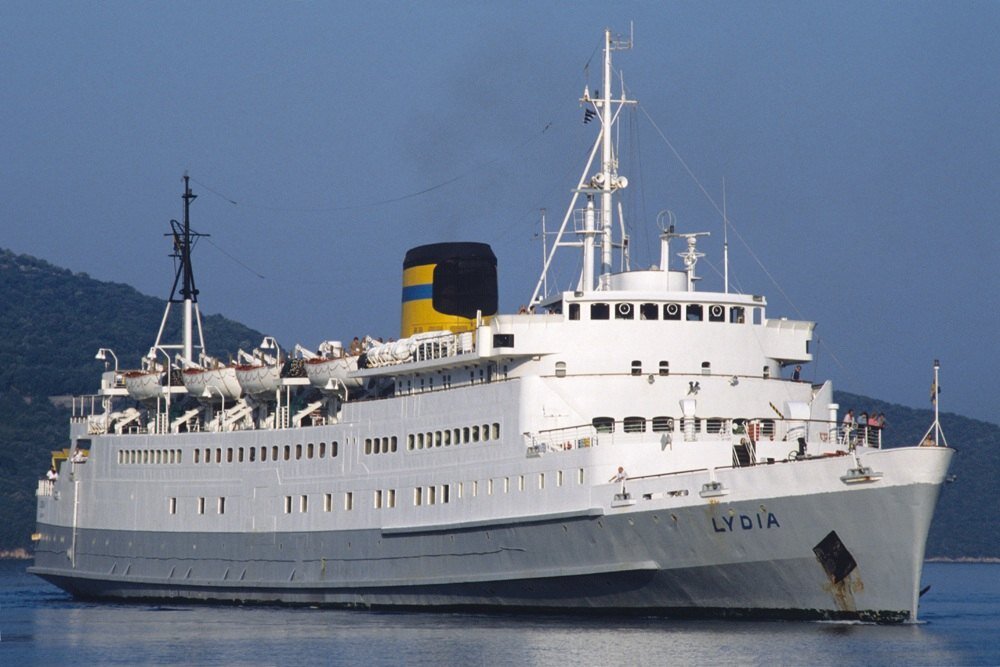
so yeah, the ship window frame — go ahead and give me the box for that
[708,304,725,322]
[664,303,681,320]
[569,303,580,320]
[198,497,206,515]
[651,416,674,432]
[284,496,292,514]
[686,304,704,321]
[324,493,333,512]
[631,360,642,376]
[590,302,610,320]
[730,306,746,324]
[615,302,634,320]
[218,497,226,514]
[169,497,177,515]
[706,418,725,434]
[592,417,615,433]
[623,416,647,433]
[640,303,659,320]
[344,492,353,511]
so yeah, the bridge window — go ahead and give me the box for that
[569,303,580,320]
[590,303,610,320]
[686,304,703,321]
[615,303,634,320]
[730,306,745,323]
[640,303,659,320]
[709,304,725,322]
[664,303,681,320]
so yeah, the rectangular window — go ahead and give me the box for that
[590,302,610,320]
[428,486,436,505]
[249,447,256,462]
[324,493,333,512]
[331,441,339,457]
[539,473,545,490]
[169,497,177,515]
[238,447,244,463]
[319,442,326,458]
[414,487,423,506]
[227,448,233,463]
[198,497,206,515]
[557,470,564,487]
[488,479,494,495]
[284,496,292,514]
[300,495,308,513]
[472,480,479,497]
[193,449,200,464]
[569,303,580,320]
[578,468,585,484]
[640,303,659,320]
[218,497,226,514]
[387,489,396,508]
[345,492,353,511]
[518,475,525,491]
[442,485,450,504]
[492,423,500,439]
[374,489,383,509]
[504,477,510,493]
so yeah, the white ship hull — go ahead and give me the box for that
[31,445,950,621]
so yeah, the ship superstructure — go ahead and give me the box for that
[30,29,952,622]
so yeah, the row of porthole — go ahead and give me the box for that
[407,423,501,450]
[569,302,748,323]
[171,469,590,519]
[593,416,776,435]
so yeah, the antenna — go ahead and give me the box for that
[723,177,729,294]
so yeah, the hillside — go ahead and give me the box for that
[0,247,996,557]
[0,249,263,550]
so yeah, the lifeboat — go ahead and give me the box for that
[183,365,242,401]
[123,369,164,403]
[235,363,281,398]
[305,354,362,391]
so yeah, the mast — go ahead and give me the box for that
[528,27,633,305]
[153,173,208,364]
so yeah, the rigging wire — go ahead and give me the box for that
[191,122,556,215]
[636,103,853,379]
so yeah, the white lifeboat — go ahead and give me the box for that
[183,365,243,401]
[235,363,281,398]
[305,354,362,391]
[123,370,164,402]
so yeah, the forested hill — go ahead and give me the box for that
[0,248,263,551]
[0,248,996,557]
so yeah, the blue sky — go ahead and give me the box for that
[3,1,997,424]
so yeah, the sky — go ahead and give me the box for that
[3,1,998,424]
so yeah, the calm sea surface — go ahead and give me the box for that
[1,561,997,666]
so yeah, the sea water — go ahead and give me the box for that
[1,561,997,666]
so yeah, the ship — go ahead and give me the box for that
[30,29,953,622]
